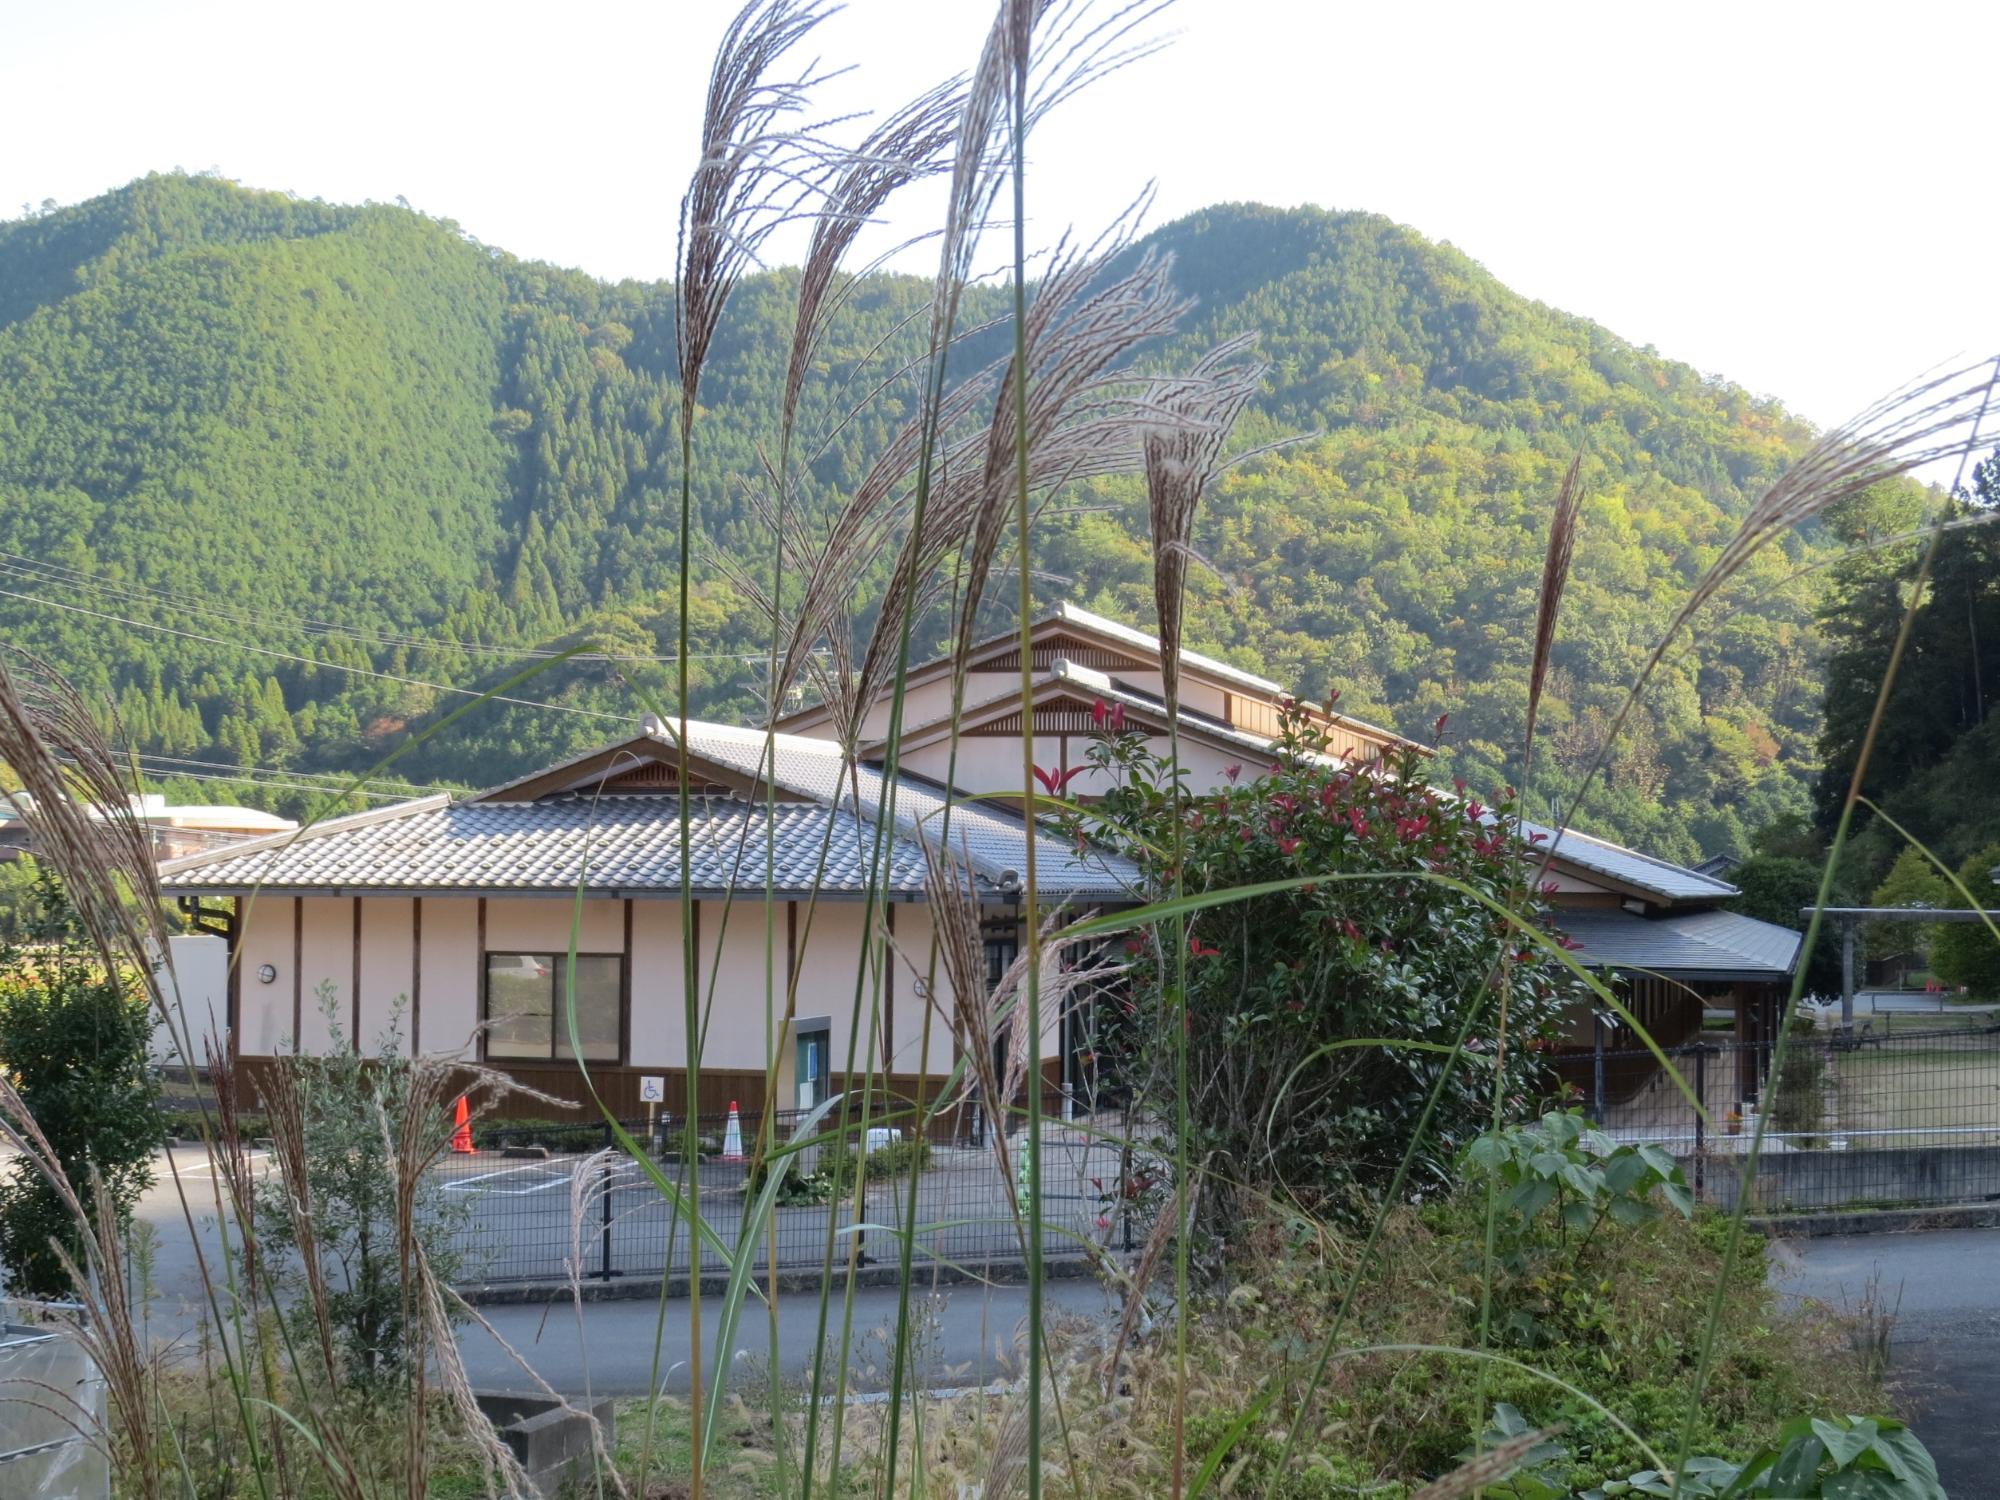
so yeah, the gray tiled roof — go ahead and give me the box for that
[681,722,1137,899]
[160,796,944,897]
[1554,907,1802,979]
[1519,820,1739,904]
[161,720,1141,902]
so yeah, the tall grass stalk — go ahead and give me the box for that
[1669,361,2000,1489]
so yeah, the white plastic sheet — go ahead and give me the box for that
[0,1323,108,1499]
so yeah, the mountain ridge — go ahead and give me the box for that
[0,174,1832,858]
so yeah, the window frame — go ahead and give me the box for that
[480,950,627,1065]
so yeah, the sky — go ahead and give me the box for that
[3,0,1995,438]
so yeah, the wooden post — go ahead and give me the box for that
[1733,983,1755,1108]
[1591,1013,1606,1125]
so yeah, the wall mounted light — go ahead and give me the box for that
[257,964,278,985]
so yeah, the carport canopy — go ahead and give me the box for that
[1805,907,2000,1030]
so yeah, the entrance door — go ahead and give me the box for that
[796,1023,831,1110]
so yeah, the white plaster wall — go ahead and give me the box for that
[629,898,688,1067]
[155,933,228,1066]
[701,895,801,1072]
[297,897,354,1052]
[856,675,960,741]
[234,895,295,1057]
[418,897,480,1059]
[789,900,882,1076]
[885,903,958,1074]
[481,896,623,954]
[905,735,1068,798]
[357,897,414,1054]
[1161,736,1261,794]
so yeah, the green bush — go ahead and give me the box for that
[1068,705,1588,1227]
[1767,1047,1828,1140]
[472,1114,595,1152]
[821,1133,933,1193]
[0,869,162,1297]
[252,989,471,1391]
[159,1110,271,1143]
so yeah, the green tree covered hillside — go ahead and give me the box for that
[0,176,1840,857]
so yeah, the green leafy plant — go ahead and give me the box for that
[1069,703,1590,1228]
[1585,1415,1943,1498]
[1465,1110,1693,1258]
[0,867,161,1297]
[1765,1042,1827,1140]
[820,1133,932,1194]
[251,989,473,1391]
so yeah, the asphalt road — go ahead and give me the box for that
[457,1277,1115,1396]
[126,1145,1118,1399]
[1772,1227,2000,1496]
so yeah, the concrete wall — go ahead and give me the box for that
[1694,1145,2000,1213]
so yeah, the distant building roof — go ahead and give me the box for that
[1520,820,1739,905]
[1554,907,1801,981]
[1048,603,1286,696]
[162,720,1140,902]
[142,805,297,833]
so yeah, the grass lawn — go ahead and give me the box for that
[421,1394,789,1499]
[1833,1038,2000,1145]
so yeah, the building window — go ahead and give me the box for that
[484,953,622,1061]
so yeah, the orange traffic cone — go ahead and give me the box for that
[451,1094,474,1154]
[721,1100,745,1161]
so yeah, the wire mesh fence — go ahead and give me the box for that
[1570,1021,2000,1212]
[435,1105,1148,1288]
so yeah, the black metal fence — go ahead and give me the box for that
[435,1107,1146,1288]
[1578,1022,2000,1212]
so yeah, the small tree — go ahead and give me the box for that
[1069,702,1588,1224]
[1929,842,2000,998]
[1867,846,1949,965]
[0,867,162,1297]
[253,989,472,1390]
[1726,853,1848,997]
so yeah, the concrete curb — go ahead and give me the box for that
[459,1252,1110,1306]
[1749,1202,2000,1239]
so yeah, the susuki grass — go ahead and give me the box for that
[0,3,1994,1498]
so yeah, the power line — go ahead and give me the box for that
[46,753,413,803]
[117,749,452,790]
[118,765,412,802]
[118,751,444,798]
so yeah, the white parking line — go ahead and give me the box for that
[444,1158,669,1199]
[172,1150,271,1181]
[441,1161,576,1194]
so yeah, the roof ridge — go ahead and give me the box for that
[156,792,450,876]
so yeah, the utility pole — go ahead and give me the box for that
[1839,918,1857,1033]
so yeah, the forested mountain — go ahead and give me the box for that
[1815,455,2000,884]
[0,175,1843,858]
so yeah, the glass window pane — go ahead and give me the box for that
[554,955,622,1062]
[486,953,554,1059]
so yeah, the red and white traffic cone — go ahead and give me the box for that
[451,1094,474,1154]
[721,1100,746,1161]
